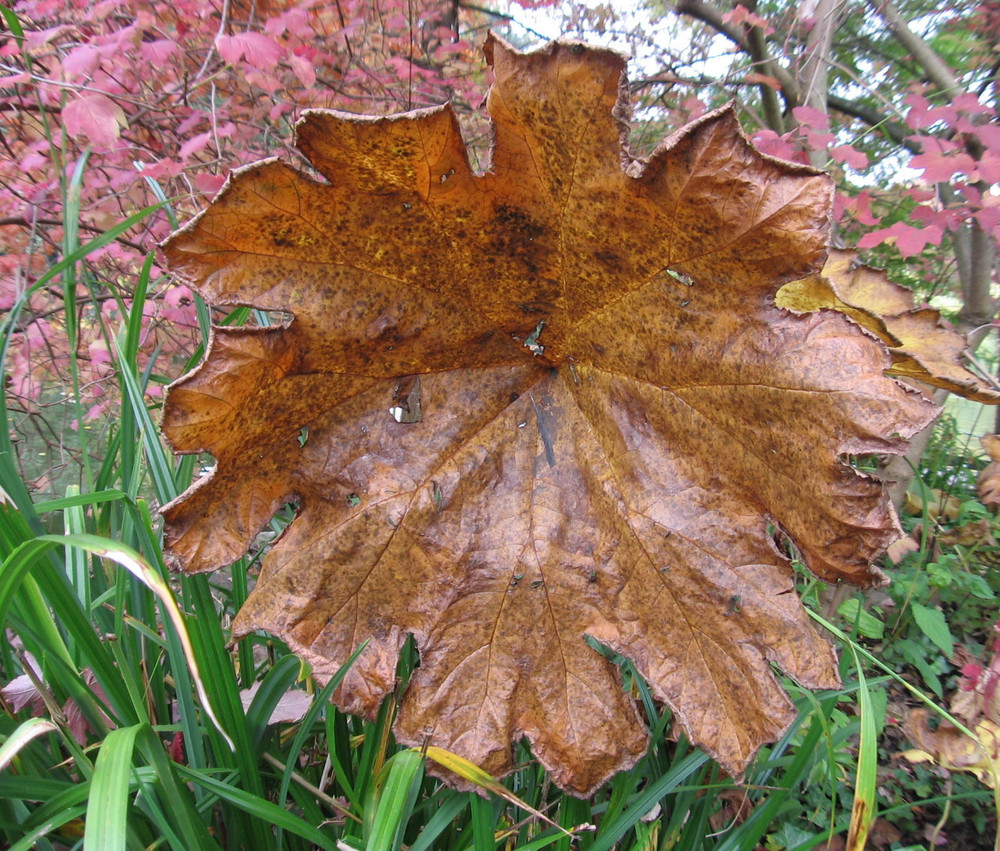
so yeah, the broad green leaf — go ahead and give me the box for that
[837,598,885,640]
[911,602,954,658]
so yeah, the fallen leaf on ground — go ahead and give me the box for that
[868,817,903,849]
[936,518,994,548]
[885,534,920,564]
[239,683,313,725]
[161,35,936,794]
[901,709,1000,787]
[903,488,961,521]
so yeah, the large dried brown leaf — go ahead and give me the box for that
[160,36,937,794]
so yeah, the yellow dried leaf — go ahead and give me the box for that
[778,249,1000,403]
[902,710,1000,788]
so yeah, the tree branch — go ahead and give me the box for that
[0,216,149,253]
[826,95,917,152]
[866,0,962,97]
[673,0,800,129]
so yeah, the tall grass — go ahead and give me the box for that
[1,108,996,851]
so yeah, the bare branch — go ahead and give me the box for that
[0,216,149,253]
[673,0,800,129]
[866,0,962,97]
[826,95,916,152]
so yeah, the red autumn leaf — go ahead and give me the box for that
[62,92,126,150]
[178,131,212,161]
[910,149,977,183]
[829,144,868,170]
[160,36,936,795]
[791,105,829,129]
[745,72,783,91]
[857,221,943,257]
[721,5,775,33]
[60,44,102,80]
[215,32,285,69]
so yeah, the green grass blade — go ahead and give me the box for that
[62,485,89,611]
[121,253,154,365]
[590,750,709,851]
[365,749,425,851]
[114,336,179,504]
[14,776,92,836]
[244,653,301,749]
[0,4,25,42]
[558,794,594,851]
[469,791,496,851]
[498,828,570,851]
[61,149,94,491]
[3,568,75,670]
[845,645,878,851]
[809,610,976,738]
[1,534,234,749]
[9,808,88,851]
[408,792,469,851]
[132,725,216,851]
[0,718,60,772]
[177,766,340,850]
[126,501,208,772]
[1,547,133,722]
[84,724,141,851]
[272,641,369,846]
[713,699,831,851]
[33,490,129,513]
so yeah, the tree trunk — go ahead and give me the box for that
[879,388,947,509]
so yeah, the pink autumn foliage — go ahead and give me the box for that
[1,0,488,465]
[722,4,775,34]
[839,83,1000,260]
[1,0,997,495]
[858,221,945,257]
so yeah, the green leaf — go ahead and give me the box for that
[911,602,954,658]
[366,749,425,851]
[837,598,884,640]
[84,725,141,851]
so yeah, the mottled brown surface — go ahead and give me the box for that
[160,35,937,794]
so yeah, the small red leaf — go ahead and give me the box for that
[830,145,868,170]
[61,45,102,79]
[857,222,943,257]
[791,105,829,129]
[62,93,126,149]
[140,39,180,65]
[179,131,212,161]
[216,32,285,69]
